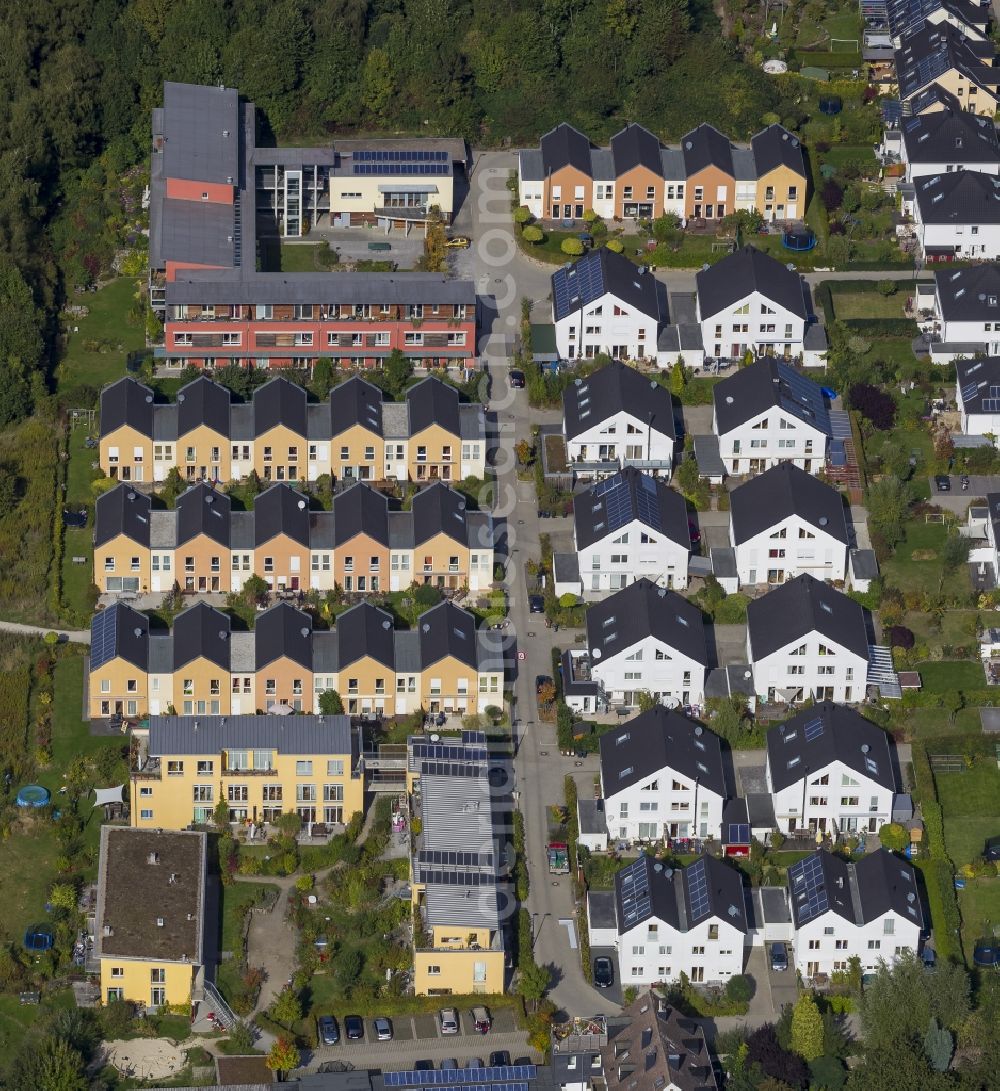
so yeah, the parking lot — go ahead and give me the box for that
[930,474,1000,515]
[308,1007,533,1072]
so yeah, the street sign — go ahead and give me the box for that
[517,651,526,661]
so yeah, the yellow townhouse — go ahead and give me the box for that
[95,826,208,1011]
[130,712,363,833]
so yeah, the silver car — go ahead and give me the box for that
[374,1016,393,1041]
[439,1007,459,1035]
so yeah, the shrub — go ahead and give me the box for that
[513,206,533,224]
[878,822,909,852]
[604,238,625,253]
[522,226,544,244]
[888,626,915,649]
[850,382,896,430]
[876,279,898,297]
[561,238,585,256]
[725,974,754,1004]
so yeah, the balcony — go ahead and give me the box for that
[552,1016,608,1053]
[221,767,278,777]
[132,757,162,780]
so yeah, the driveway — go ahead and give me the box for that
[711,623,749,668]
[930,475,1000,515]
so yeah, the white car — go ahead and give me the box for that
[439,1007,460,1035]
[374,1016,393,1041]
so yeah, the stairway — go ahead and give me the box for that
[825,410,863,502]
[867,645,902,699]
[203,980,238,1032]
[232,196,243,267]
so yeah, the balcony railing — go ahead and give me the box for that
[222,768,278,777]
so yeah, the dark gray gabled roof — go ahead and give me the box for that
[552,247,662,323]
[907,83,963,116]
[171,602,232,671]
[957,356,1000,413]
[586,578,708,666]
[175,482,231,548]
[901,107,1000,165]
[936,265,1000,321]
[887,0,987,41]
[100,378,155,439]
[600,706,726,799]
[681,123,735,178]
[406,376,461,436]
[751,124,806,177]
[747,574,869,661]
[563,361,676,442]
[697,245,808,321]
[729,463,849,546]
[309,510,335,550]
[148,713,353,757]
[411,482,469,546]
[855,849,924,930]
[254,601,313,671]
[253,483,311,548]
[539,122,595,175]
[90,602,150,671]
[335,602,396,670]
[329,376,383,438]
[766,702,896,792]
[418,601,478,670]
[176,376,232,438]
[575,467,690,550]
[896,22,997,101]
[713,359,830,436]
[252,377,308,437]
[610,123,663,175]
[914,170,1000,226]
[161,82,241,185]
[94,484,152,549]
[332,482,389,547]
[614,853,747,934]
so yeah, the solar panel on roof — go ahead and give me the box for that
[384,1067,535,1087]
[420,761,486,778]
[789,855,829,923]
[803,716,825,742]
[686,858,711,922]
[619,857,652,928]
[418,868,496,886]
[462,729,487,745]
[91,609,119,670]
[727,823,751,843]
[413,742,488,763]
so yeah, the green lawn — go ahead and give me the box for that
[221,882,279,954]
[936,763,1000,865]
[57,279,145,405]
[831,292,906,320]
[903,706,984,739]
[51,657,111,765]
[958,878,1000,962]
[915,660,986,694]
[0,990,76,1074]
[881,521,969,599]
[820,145,877,171]
[279,243,325,272]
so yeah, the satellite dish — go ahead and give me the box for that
[298,500,306,510]
[591,648,602,659]
[861,744,870,753]
[430,733,440,742]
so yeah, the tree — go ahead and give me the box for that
[923,1017,952,1072]
[809,1055,846,1091]
[518,960,552,1004]
[670,360,687,396]
[513,206,533,224]
[561,238,585,256]
[311,357,335,399]
[887,626,914,649]
[942,532,971,570]
[270,987,302,1026]
[266,1036,301,1077]
[227,1020,256,1053]
[876,280,898,297]
[384,348,413,400]
[161,466,187,506]
[849,383,896,430]
[866,476,914,551]
[7,1034,88,1091]
[537,681,557,707]
[334,947,363,995]
[522,226,544,244]
[636,690,658,712]
[877,822,908,852]
[48,883,78,913]
[360,49,395,119]
[726,974,754,1004]
[213,798,230,827]
[791,994,825,1062]
[746,1024,808,1088]
[319,689,345,715]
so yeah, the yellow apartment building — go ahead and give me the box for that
[95,826,208,1010]
[131,713,362,831]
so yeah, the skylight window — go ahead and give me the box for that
[783,730,798,743]
[819,602,833,614]
[787,756,801,768]
[616,732,631,745]
[603,616,616,627]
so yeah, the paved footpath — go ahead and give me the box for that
[0,620,90,643]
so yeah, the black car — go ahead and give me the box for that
[509,369,526,389]
[770,942,789,972]
[413,1061,434,1071]
[317,1015,340,1046]
[935,475,951,492]
[594,956,614,988]
[344,1014,364,1040]
[489,1051,512,1068]
[528,595,545,613]
[985,836,1000,862]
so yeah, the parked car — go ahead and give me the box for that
[464,1059,485,1069]
[985,836,1000,862]
[439,1007,460,1035]
[445,235,471,249]
[528,595,545,613]
[770,942,789,972]
[413,1061,434,1071]
[509,369,526,389]
[922,946,937,971]
[317,1015,340,1046]
[688,521,702,545]
[935,475,951,492]
[441,1059,459,1070]
[594,955,614,988]
[472,1005,491,1034]
[489,1051,512,1068]
[344,1015,364,1040]
[374,1016,393,1041]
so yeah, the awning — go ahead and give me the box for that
[92,785,125,807]
[377,184,439,193]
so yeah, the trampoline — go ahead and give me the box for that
[16,784,50,808]
[783,229,817,252]
[23,927,53,952]
[819,96,842,116]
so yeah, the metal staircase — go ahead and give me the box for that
[203,980,238,1032]
[232,197,242,267]
[867,645,901,699]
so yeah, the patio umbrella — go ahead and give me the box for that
[266,702,294,715]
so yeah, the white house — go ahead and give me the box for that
[880,105,1000,184]
[729,462,850,587]
[788,849,924,982]
[563,361,676,480]
[552,248,666,364]
[747,574,871,705]
[563,578,708,713]
[969,492,1000,581]
[713,359,832,477]
[918,265,1000,364]
[957,357,1000,441]
[599,707,727,843]
[588,854,748,987]
[765,702,898,836]
[696,246,827,367]
[554,467,691,598]
[908,171,1000,262]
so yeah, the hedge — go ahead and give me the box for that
[842,318,919,337]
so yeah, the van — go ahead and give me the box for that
[472,1005,492,1034]
[770,942,788,972]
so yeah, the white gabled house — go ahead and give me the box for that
[588,854,748,988]
[696,246,827,367]
[747,574,870,705]
[713,359,832,477]
[765,702,898,836]
[563,361,676,480]
[563,578,708,714]
[880,105,1000,185]
[918,266,1000,365]
[554,467,691,598]
[788,849,924,982]
[907,171,1000,263]
[956,357,1000,443]
[599,707,727,843]
[552,248,666,364]
[729,463,850,587]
